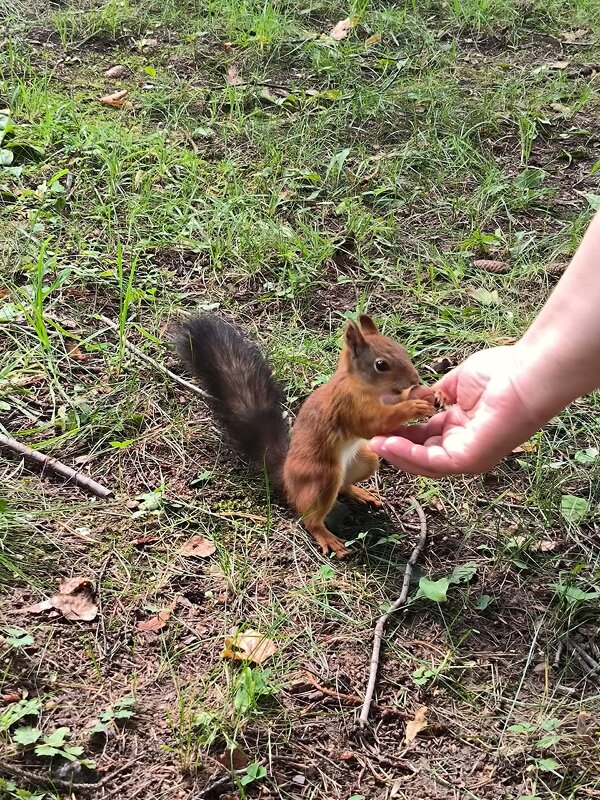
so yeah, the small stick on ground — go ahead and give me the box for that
[98,314,210,400]
[0,433,112,499]
[570,642,600,680]
[303,670,365,706]
[359,497,428,728]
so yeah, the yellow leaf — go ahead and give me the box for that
[365,33,381,46]
[222,628,277,664]
[405,705,428,745]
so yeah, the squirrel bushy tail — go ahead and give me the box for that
[174,315,289,485]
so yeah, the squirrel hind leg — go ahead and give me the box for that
[288,472,350,558]
[340,447,381,507]
[304,521,351,558]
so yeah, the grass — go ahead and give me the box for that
[1,0,600,798]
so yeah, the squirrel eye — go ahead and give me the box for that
[374,358,390,372]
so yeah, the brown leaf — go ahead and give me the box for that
[561,28,588,41]
[531,539,558,552]
[59,576,95,594]
[550,60,570,70]
[330,17,356,41]
[140,37,159,47]
[217,745,249,770]
[66,340,90,362]
[132,534,156,546]
[222,628,277,664]
[51,591,97,621]
[1,692,22,704]
[472,258,509,274]
[137,601,175,632]
[226,65,244,86]
[365,33,381,46]
[25,577,97,621]
[24,599,54,614]
[405,705,428,745]
[429,495,445,513]
[178,535,216,558]
[99,89,129,108]
[576,710,592,735]
[104,64,128,78]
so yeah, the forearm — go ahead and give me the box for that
[514,209,600,423]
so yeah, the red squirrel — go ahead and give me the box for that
[174,314,442,557]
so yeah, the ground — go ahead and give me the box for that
[1,1,600,798]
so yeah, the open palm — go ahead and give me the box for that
[371,347,541,477]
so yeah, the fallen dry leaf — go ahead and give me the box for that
[104,64,127,78]
[365,33,381,46]
[512,440,536,454]
[99,89,129,108]
[140,37,158,47]
[531,539,558,552]
[405,705,428,745]
[577,710,592,735]
[137,601,175,632]
[66,340,90,363]
[217,745,249,770]
[472,258,509,274]
[222,628,277,664]
[330,17,355,41]
[178,535,216,558]
[561,28,588,41]
[132,534,156,546]
[24,577,97,622]
[226,65,244,86]
[549,60,570,70]
[1,692,22,704]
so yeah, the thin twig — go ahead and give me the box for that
[97,314,210,400]
[570,642,600,679]
[303,670,364,706]
[0,757,136,793]
[0,432,112,499]
[359,497,428,728]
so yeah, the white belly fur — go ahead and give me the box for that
[339,438,366,474]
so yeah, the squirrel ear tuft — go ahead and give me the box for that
[345,320,366,356]
[358,314,379,335]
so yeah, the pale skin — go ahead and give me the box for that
[371,209,600,477]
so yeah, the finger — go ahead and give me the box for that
[372,412,448,446]
[370,435,455,477]
[434,363,464,404]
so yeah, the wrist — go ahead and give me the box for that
[511,333,583,428]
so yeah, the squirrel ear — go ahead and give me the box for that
[345,320,366,356]
[358,314,379,335]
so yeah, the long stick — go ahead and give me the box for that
[0,432,112,499]
[359,497,428,727]
[98,314,210,400]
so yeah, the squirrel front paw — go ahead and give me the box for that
[409,398,437,419]
[409,385,447,411]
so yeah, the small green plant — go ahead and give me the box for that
[0,778,45,800]
[240,761,267,786]
[1,698,42,735]
[1,625,34,648]
[233,666,279,720]
[414,562,478,604]
[12,725,95,768]
[89,697,135,735]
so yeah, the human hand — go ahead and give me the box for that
[370,345,545,477]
